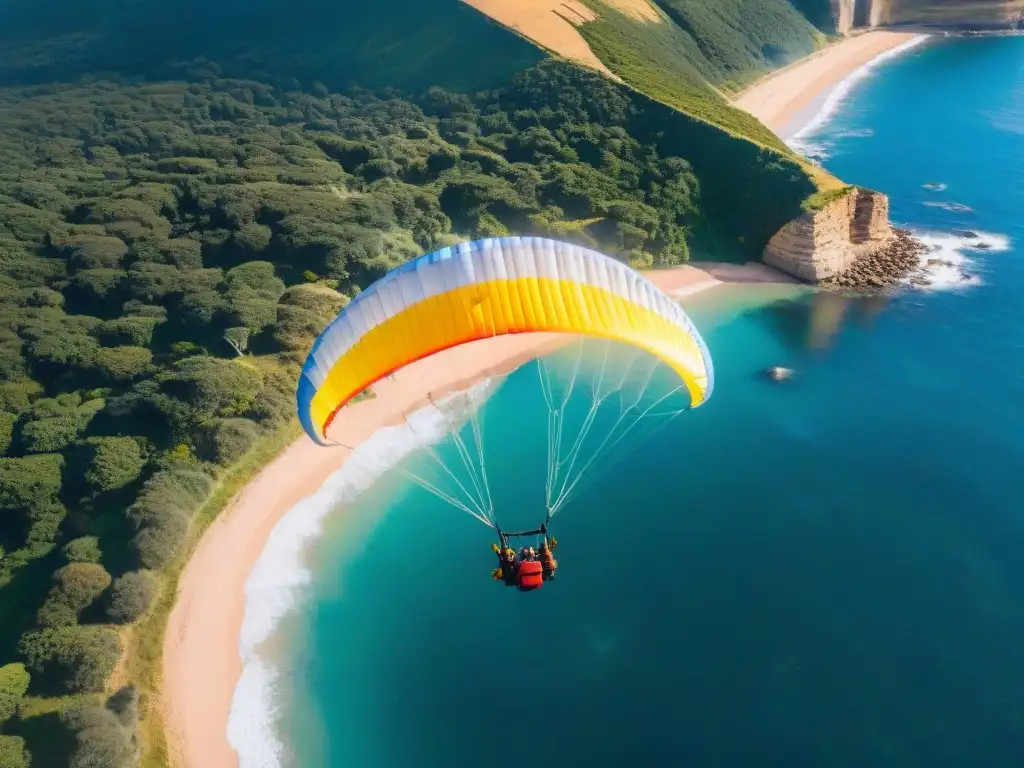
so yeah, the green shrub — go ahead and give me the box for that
[62,698,137,768]
[63,235,129,270]
[0,412,14,455]
[106,571,157,624]
[93,346,153,382]
[207,418,260,465]
[19,416,83,453]
[134,467,214,513]
[159,356,264,418]
[0,663,29,725]
[23,499,68,555]
[271,304,323,352]
[18,626,121,693]
[224,261,286,301]
[0,380,42,415]
[106,684,139,728]
[0,454,63,509]
[132,516,190,569]
[0,736,29,768]
[81,436,146,493]
[36,563,113,628]
[62,536,102,564]
[94,316,160,347]
[278,283,348,320]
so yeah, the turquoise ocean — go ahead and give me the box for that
[230,34,1024,767]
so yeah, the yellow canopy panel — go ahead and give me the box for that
[297,237,714,445]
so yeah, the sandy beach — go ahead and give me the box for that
[732,30,922,133]
[161,260,794,768]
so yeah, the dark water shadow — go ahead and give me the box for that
[739,289,895,357]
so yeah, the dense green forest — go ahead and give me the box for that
[0,55,815,766]
[0,0,838,764]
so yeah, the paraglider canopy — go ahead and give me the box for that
[297,236,714,448]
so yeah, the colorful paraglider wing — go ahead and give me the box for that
[297,237,714,446]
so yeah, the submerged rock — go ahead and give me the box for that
[953,229,980,238]
[764,366,794,382]
[973,241,992,250]
[922,182,947,192]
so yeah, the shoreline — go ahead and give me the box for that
[161,260,794,768]
[733,30,928,136]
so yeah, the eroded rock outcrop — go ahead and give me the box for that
[831,0,856,33]
[763,187,931,289]
[763,187,892,282]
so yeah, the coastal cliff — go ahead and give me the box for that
[873,0,1024,28]
[763,187,892,281]
[801,0,1023,33]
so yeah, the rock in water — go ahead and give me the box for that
[765,366,794,382]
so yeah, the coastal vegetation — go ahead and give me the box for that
[0,0,843,764]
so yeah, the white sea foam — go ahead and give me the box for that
[788,34,930,159]
[226,378,501,768]
[904,230,1010,292]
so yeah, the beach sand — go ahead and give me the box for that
[732,30,921,133]
[161,260,793,768]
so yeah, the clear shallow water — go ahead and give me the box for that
[264,36,1024,767]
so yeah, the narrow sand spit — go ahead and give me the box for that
[732,30,920,133]
[162,260,791,768]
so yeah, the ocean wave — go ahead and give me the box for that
[226,378,501,768]
[834,127,875,139]
[788,34,930,159]
[904,230,1010,292]
[922,200,973,213]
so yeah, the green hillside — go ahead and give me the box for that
[651,0,827,89]
[0,1,836,764]
[0,0,543,93]
[577,1,792,150]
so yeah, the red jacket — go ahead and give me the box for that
[518,559,544,590]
